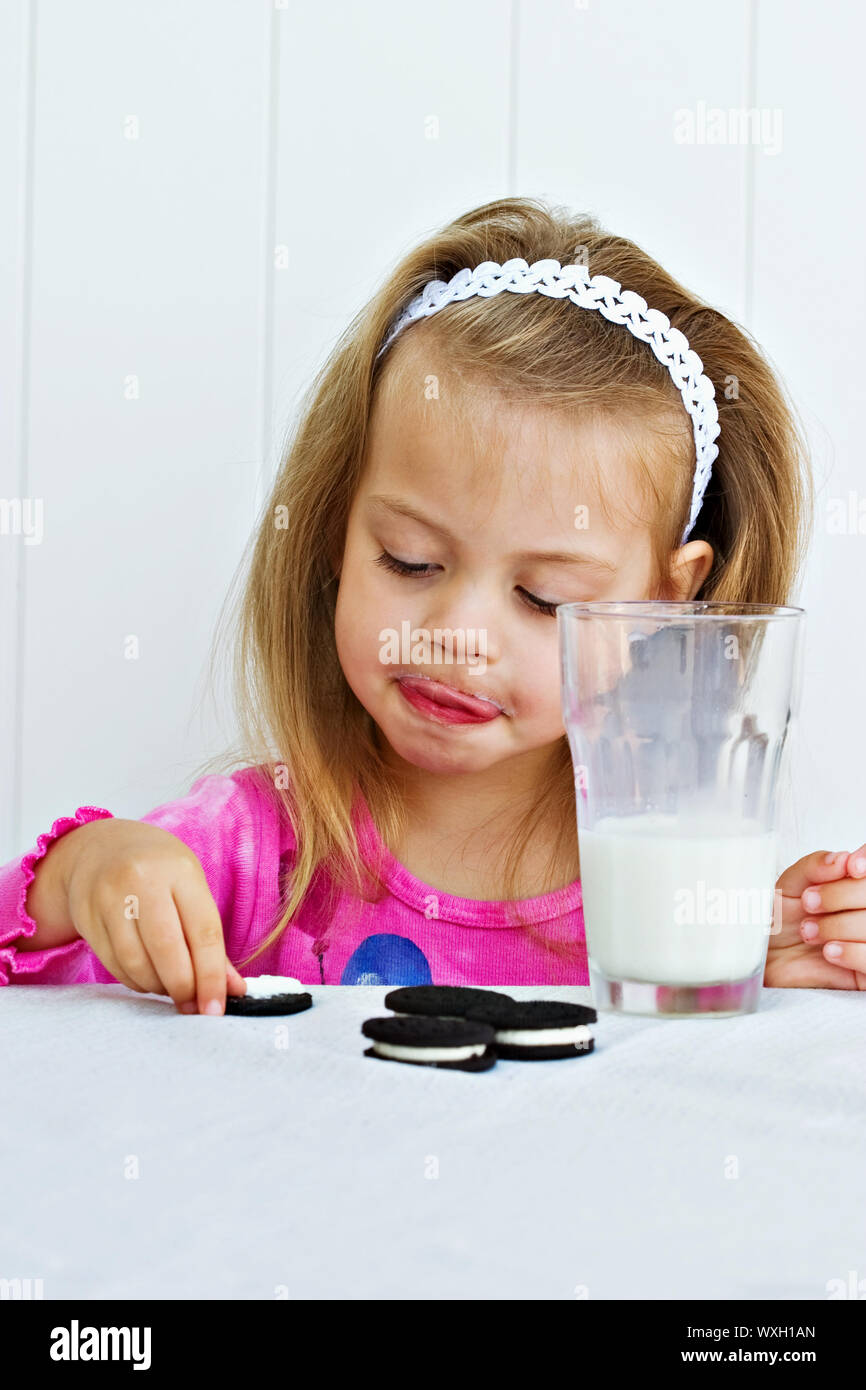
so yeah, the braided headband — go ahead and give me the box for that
[375,257,720,545]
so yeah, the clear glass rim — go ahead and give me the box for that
[556,600,805,622]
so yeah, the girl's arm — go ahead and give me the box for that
[0,769,274,987]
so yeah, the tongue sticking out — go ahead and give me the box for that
[397,676,503,720]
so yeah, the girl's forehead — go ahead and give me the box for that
[364,393,642,516]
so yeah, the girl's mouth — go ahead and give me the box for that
[395,674,506,725]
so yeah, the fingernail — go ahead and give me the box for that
[801,920,819,940]
[804,889,821,910]
[179,1001,197,1014]
[824,943,843,959]
[853,857,866,875]
[204,999,223,1016]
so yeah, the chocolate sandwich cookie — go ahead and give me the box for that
[464,998,596,1060]
[384,985,515,1021]
[362,1015,497,1070]
[224,974,313,1016]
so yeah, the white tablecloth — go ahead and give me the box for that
[2,983,864,1299]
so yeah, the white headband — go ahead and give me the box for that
[376,257,721,546]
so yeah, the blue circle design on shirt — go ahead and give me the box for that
[339,933,433,986]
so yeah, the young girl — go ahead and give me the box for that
[3,197,864,1012]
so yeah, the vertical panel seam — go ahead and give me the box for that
[256,0,281,525]
[507,0,519,196]
[11,0,38,853]
[743,0,757,325]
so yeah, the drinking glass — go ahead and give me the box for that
[557,602,805,1018]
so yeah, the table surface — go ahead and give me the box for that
[2,982,865,1300]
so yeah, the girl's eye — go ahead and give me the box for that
[374,549,560,617]
[374,548,437,577]
[516,587,560,617]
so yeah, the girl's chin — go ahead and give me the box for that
[375,723,507,776]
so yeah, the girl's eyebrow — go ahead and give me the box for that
[367,493,617,571]
[368,494,452,534]
[519,549,616,571]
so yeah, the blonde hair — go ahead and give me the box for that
[192,196,814,970]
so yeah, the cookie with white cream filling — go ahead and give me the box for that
[224,974,313,1016]
[362,1015,497,1071]
[465,998,596,1059]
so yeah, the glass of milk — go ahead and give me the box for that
[557,602,805,1018]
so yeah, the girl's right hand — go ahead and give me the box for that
[36,817,247,1015]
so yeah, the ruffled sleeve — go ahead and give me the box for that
[0,806,115,985]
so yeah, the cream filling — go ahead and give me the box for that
[389,1014,594,1048]
[495,1024,594,1046]
[242,974,306,999]
[372,1041,488,1062]
[389,1011,467,1021]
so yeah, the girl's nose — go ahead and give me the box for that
[421,593,501,666]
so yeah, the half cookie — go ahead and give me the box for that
[362,1015,497,1070]
[464,998,596,1060]
[384,984,514,1021]
[224,974,313,1016]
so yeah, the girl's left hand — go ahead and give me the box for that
[765,845,866,989]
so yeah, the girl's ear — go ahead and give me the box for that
[665,540,714,600]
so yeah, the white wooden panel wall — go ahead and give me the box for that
[753,0,866,853]
[4,0,271,859]
[2,0,864,868]
[520,0,752,323]
[269,0,512,483]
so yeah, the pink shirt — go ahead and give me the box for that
[0,767,588,988]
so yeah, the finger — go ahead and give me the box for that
[84,909,150,994]
[768,889,812,948]
[800,875,866,918]
[107,923,164,995]
[845,844,866,878]
[226,962,247,996]
[798,908,866,944]
[765,941,862,989]
[172,877,229,1016]
[772,878,845,943]
[93,882,165,994]
[133,888,198,1009]
[815,939,866,984]
[776,849,850,898]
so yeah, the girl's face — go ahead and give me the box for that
[334,345,711,779]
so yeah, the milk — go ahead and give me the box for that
[578,813,779,985]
